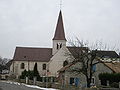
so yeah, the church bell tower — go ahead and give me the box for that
[52,11,66,55]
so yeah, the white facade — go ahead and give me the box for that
[49,46,74,77]
[10,61,48,77]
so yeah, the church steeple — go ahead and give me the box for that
[53,10,66,41]
[52,11,66,55]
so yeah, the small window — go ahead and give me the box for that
[92,64,96,72]
[91,77,95,85]
[70,77,74,85]
[21,63,25,69]
[63,61,68,67]
[43,64,46,70]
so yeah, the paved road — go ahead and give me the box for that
[0,81,41,90]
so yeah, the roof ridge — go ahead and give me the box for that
[16,47,52,49]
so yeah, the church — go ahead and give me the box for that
[10,10,77,78]
[10,10,120,87]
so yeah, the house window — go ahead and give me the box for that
[43,64,46,70]
[91,77,95,85]
[70,77,75,85]
[21,63,25,69]
[63,61,68,67]
[92,64,96,72]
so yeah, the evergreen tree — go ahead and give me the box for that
[33,63,41,80]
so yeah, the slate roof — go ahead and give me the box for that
[13,47,52,62]
[96,51,119,58]
[53,10,66,40]
[67,47,88,58]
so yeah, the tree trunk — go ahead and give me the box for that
[87,78,91,88]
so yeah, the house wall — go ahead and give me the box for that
[93,62,113,86]
[10,61,48,77]
[62,62,113,87]
[64,63,87,87]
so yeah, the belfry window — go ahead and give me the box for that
[57,44,59,49]
[57,43,62,49]
[60,43,62,48]
[21,63,25,69]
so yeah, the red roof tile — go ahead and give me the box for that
[13,47,52,62]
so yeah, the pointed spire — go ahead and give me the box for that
[53,10,66,41]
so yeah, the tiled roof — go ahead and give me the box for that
[53,10,66,40]
[13,47,52,62]
[96,51,119,58]
[104,62,120,73]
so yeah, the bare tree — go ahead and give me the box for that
[67,38,104,87]
[0,57,10,65]
[0,56,10,73]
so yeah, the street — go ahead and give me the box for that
[0,81,41,90]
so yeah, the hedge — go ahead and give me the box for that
[99,73,120,87]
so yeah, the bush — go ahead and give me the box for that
[99,73,120,86]
[20,70,27,79]
[20,63,41,81]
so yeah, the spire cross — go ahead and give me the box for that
[60,0,62,9]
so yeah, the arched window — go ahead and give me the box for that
[43,64,46,70]
[57,44,59,49]
[60,43,62,48]
[21,63,25,69]
[63,61,68,67]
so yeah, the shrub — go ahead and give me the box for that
[20,69,27,79]
[99,73,120,86]
[20,63,41,81]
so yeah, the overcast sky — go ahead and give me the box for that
[0,0,120,59]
